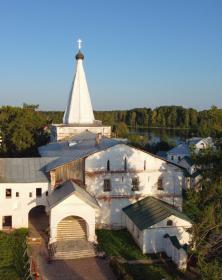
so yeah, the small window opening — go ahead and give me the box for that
[157,177,164,190]
[36,188,42,197]
[132,177,140,191]
[124,157,127,171]
[107,160,110,171]
[167,220,173,226]
[2,216,12,228]
[103,179,111,192]
[144,160,146,171]
[6,189,12,198]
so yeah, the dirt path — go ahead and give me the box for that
[29,233,115,280]
[37,254,116,280]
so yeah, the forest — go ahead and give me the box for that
[0,104,222,156]
[184,147,222,279]
[95,106,222,137]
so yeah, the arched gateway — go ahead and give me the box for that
[57,216,87,241]
[28,205,49,239]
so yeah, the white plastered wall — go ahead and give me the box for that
[0,182,49,229]
[124,214,144,249]
[85,144,184,227]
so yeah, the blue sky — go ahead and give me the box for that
[0,0,221,111]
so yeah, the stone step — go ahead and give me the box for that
[57,219,86,240]
[50,239,96,260]
[53,250,96,260]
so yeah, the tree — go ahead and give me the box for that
[114,122,129,138]
[0,106,49,156]
[184,146,222,279]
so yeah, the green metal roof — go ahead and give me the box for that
[191,169,201,178]
[123,196,192,230]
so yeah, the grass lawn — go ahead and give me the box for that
[0,229,28,280]
[125,263,175,280]
[96,229,150,260]
[97,229,182,280]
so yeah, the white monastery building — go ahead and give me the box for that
[0,41,192,270]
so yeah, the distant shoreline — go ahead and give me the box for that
[128,126,191,130]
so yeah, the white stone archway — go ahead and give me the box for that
[49,194,96,244]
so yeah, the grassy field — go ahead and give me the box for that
[0,229,28,280]
[96,229,181,280]
[125,263,175,280]
[96,229,150,260]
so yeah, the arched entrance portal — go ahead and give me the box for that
[28,205,49,239]
[57,216,87,241]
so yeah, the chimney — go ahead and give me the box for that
[95,133,102,146]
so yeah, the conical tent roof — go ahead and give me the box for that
[63,50,95,124]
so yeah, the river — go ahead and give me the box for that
[129,127,198,145]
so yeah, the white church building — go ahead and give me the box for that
[0,42,192,270]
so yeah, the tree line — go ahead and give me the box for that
[0,104,222,156]
[95,105,222,137]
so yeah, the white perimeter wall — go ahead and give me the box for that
[125,213,191,254]
[0,182,49,229]
[143,215,191,254]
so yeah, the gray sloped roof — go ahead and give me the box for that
[167,143,190,156]
[0,157,57,183]
[180,156,194,166]
[123,196,192,230]
[43,132,121,171]
[40,130,185,173]
[48,180,99,208]
[191,169,201,178]
[39,131,118,157]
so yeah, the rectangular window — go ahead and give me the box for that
[36,188,42,197]
[103,179,111,192]
[16,192,19,197]
[2,216,12,228]
[132,177,140,191]
[6,189,12,198]
[29,192,32,198]
[157,177,164,190]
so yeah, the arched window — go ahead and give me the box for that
[167,220,173,226]
[144,160,146,171]
[107,160,110,171]
[124,157,127,171]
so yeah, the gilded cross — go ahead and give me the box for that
[77,38,82,50]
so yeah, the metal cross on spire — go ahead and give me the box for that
[77,38,83,50]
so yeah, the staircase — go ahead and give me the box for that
[50,239,96,260]
[51,216,96,260]
[57,216,87,240]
